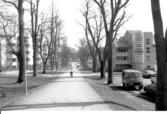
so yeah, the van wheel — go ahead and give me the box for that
[134,85,140,90]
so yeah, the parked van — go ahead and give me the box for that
[122,69,143,90]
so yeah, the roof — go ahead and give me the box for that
[115,37,131,48]
[125,30,142,34]
[123,69,142,73]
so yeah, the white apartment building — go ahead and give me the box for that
[0,32,33,71]
[0,35,7,71]
[144,32,156,70]
[113,30,157,72]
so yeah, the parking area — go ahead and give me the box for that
[112,72,152,87]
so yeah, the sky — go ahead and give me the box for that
[38,0,167,49]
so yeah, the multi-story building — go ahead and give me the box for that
[0,35,7,71]
[0,32,33,71]
[113,30,157,72]
[143,32,156,70]
[113,37,132,71]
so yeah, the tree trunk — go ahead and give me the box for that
[107,38,113,84]
[17,0,25,83]
[92,54,97,72]
[17,54,25,83]
[42,61,47,74]
[33,41,37,77]
[151,0,167,110]
[99,60,105,79]
[51,56,54,70]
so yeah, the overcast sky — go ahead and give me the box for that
[38,0,167,49]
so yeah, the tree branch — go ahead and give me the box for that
[2,0,18,10]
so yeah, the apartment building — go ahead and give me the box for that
[0,35,7,71]
[144,32,156,70]
[113,30,157,72]
[0,32,33,71]
[113,37,132,71]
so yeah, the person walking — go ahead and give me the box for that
[70,67,73,77]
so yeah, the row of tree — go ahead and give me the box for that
[0,0,74,82]
[0,0,167,110]
[78,0,167,110]
[79,0,129,84]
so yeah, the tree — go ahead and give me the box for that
[38,13,51,73]
[59,41,73,68]
[93,0,129,84]
[151,0,167,110]
[2,0,26,83]
[77,38,91,67]
[38,7,63,73]
[48,1,63,70]
[82,0,106,77]
[29,0,40,77]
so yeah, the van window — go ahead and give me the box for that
[129,73,142,78]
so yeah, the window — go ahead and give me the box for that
[124,56,128,60]
[146,39,150,44]
[136,35,142,41]
[135,48,144,54]
[117,48,128,53]
[26,58,30,62]
[146,47,150,53]
[117,56,128,61]
[136,44,143,48]
[12,58,16,62]
[26,51,30,54]
[146,56,150,61]
[147,65,151,69]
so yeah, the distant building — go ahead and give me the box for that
[0,31,33,71]
[143,32,156,71]
[113,30,157,72]
[0,35,7,71]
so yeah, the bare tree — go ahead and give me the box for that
[151,0,167,110]
[93,0,129,84]
[38,8,63,73]
[48,2,63,70]
[77,38,91,68]
[59,41,73,68]
[2,0,26,83]
[82,0,106,77]
[38,13,51,73]
[29,0,40,77]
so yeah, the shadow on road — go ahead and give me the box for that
[138,93,155,103]
[109,85,137,91]
[109,85,155,103]
[2,101,136,111]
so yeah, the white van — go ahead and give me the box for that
[122,69,143,90]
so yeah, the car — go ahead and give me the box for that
[122,69,144,90]
[143,70,156,78]
[144,77,156,96]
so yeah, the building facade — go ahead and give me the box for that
[0,32,33,71]
[0,35,7,71]
[113,30,157,72]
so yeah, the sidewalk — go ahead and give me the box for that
[0,71,65,109]
[1,72,155,111]
[1,73,111,111]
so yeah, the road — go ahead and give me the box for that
[1,72,155,111]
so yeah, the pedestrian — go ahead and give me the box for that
[70,67,73,77]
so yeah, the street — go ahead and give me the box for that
[1,72,155,111]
